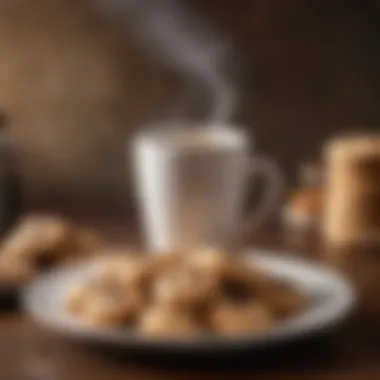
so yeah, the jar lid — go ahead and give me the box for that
[325,133,380,158]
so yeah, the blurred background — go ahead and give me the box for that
[0,0,379,210]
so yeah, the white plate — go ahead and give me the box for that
[21,251,356,352]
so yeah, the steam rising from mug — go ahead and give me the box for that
[96,0,240,123]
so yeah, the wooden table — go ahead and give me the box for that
[2,214,380,380]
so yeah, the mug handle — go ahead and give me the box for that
[240,155,283,239]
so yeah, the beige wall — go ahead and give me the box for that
[0,0,379,209]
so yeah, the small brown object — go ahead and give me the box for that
[283,188,322,230]
[153,264,218,310]
[97,255,148,293]
[66,282,89,315]
[68,278,142,326]
[223,261,272,293]
[283,162,323,229]
[73,228,106,255]
[143,252,183,281]
[0,213,108,289]
[210,300,273,335]
[260,283,306,319]
[1,214,74,262]
[138,306,202,337]
[186,246,231,279]
[288,189,322,218]
[0,256,36,288]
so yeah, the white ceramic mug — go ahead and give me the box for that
[131,123,282,252]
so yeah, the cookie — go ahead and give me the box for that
[186,246,231,280]
[0,256,36,288]
[1,214,74,263]
[259,283,307,319]
[97,255,148,293]
[209,299,273,335]
[152,264,218,310]
[72,228,106,256]
[68,277,142,326]
[66,282,89,315]
[138,305,202,337]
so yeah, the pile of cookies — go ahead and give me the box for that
[66,249,306,337]
[0,214,105,288]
